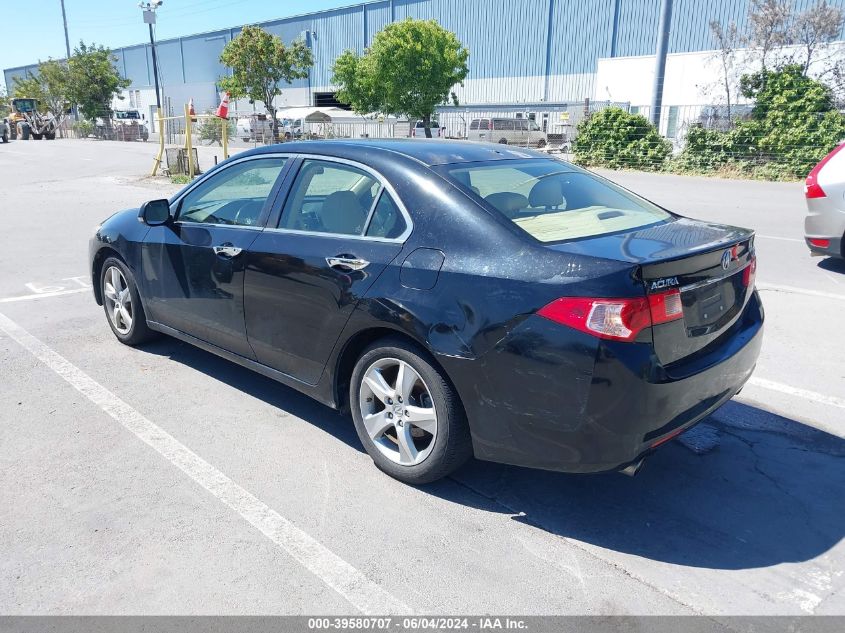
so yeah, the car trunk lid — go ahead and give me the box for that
[548,218,756,365]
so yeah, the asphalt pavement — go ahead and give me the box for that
[0,139,843,616]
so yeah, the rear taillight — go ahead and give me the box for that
[648,289,683,325]
[537,289,683,342]
[808,237,830,248]
[805,142,845,198]
[742,256,757,287]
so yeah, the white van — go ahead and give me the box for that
[468,117,547,148]
[236,114,273,142]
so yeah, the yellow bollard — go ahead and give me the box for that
[150,107,164,177]
[184,103,195,179]
[222,114,229,160]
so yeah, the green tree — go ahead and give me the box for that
[573,107,672,171]
[12,59,70,119]
[332,18,469,137]
[66,42,130,124]
[219,26,313,141]
[11,73,47,109]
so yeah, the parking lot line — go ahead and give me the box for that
[0,311,411,616]
[756,283,845,301]
[0,288,90,303]
[756,235,805,243]
[747,376,845,410]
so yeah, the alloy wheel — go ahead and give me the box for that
[358,358,438,466]
[103,266,133,335]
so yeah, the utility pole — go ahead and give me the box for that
[60,0,71,59]
[139,1,163,112]
[60,0,78,121]
[649,0,673,129]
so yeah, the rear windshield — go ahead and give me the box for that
[438,159,671,242]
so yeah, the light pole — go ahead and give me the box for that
[139,0,163,112]
[60,0,78,122]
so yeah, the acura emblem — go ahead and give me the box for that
[721,250,732,270]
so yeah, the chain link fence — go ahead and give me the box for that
[16,95,839,181]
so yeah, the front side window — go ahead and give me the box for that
[178,157,287,227]
[280,160,381,236]
[469,120,480,130]
[438,159,671,243]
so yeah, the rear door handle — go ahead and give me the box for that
[326,256,369,271]
[213,244,242,258]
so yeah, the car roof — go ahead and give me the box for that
[237,139,550,166]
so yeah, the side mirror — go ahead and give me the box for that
[138,199,171,226]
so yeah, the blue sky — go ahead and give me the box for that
[1,0,354,73]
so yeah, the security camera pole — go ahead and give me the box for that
[139,0,163,111]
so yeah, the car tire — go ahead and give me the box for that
[349,337,473,484]
[100,257,159,346]
[536,139,547,149]
[1,132,7,143]
[498,138,508,144]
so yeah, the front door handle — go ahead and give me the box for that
[326,256,369,271]
[213,244,243,258]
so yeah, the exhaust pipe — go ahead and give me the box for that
[620,458,645,477]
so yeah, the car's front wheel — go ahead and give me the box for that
[100,257,158,346]
[350,338,472,484]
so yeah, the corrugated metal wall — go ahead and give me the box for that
[6,0,845,107]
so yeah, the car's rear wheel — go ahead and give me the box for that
[350,338,472,484]
[498,138,508,144]
[100,257,158,346]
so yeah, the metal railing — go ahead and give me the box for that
[150,103,229,178]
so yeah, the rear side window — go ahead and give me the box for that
[439,159,671,243]
[366,192,407,239]
[280,160,379,236]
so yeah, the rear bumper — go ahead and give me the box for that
[805,199,845,258]
[805,236,843,258]
[448,291,764,473]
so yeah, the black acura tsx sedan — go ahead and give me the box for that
[89,140,763,484]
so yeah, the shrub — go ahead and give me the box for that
[196,112,235,146]
[677,66,845,180]
[573,107,672,171]
[73,120,94,138]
